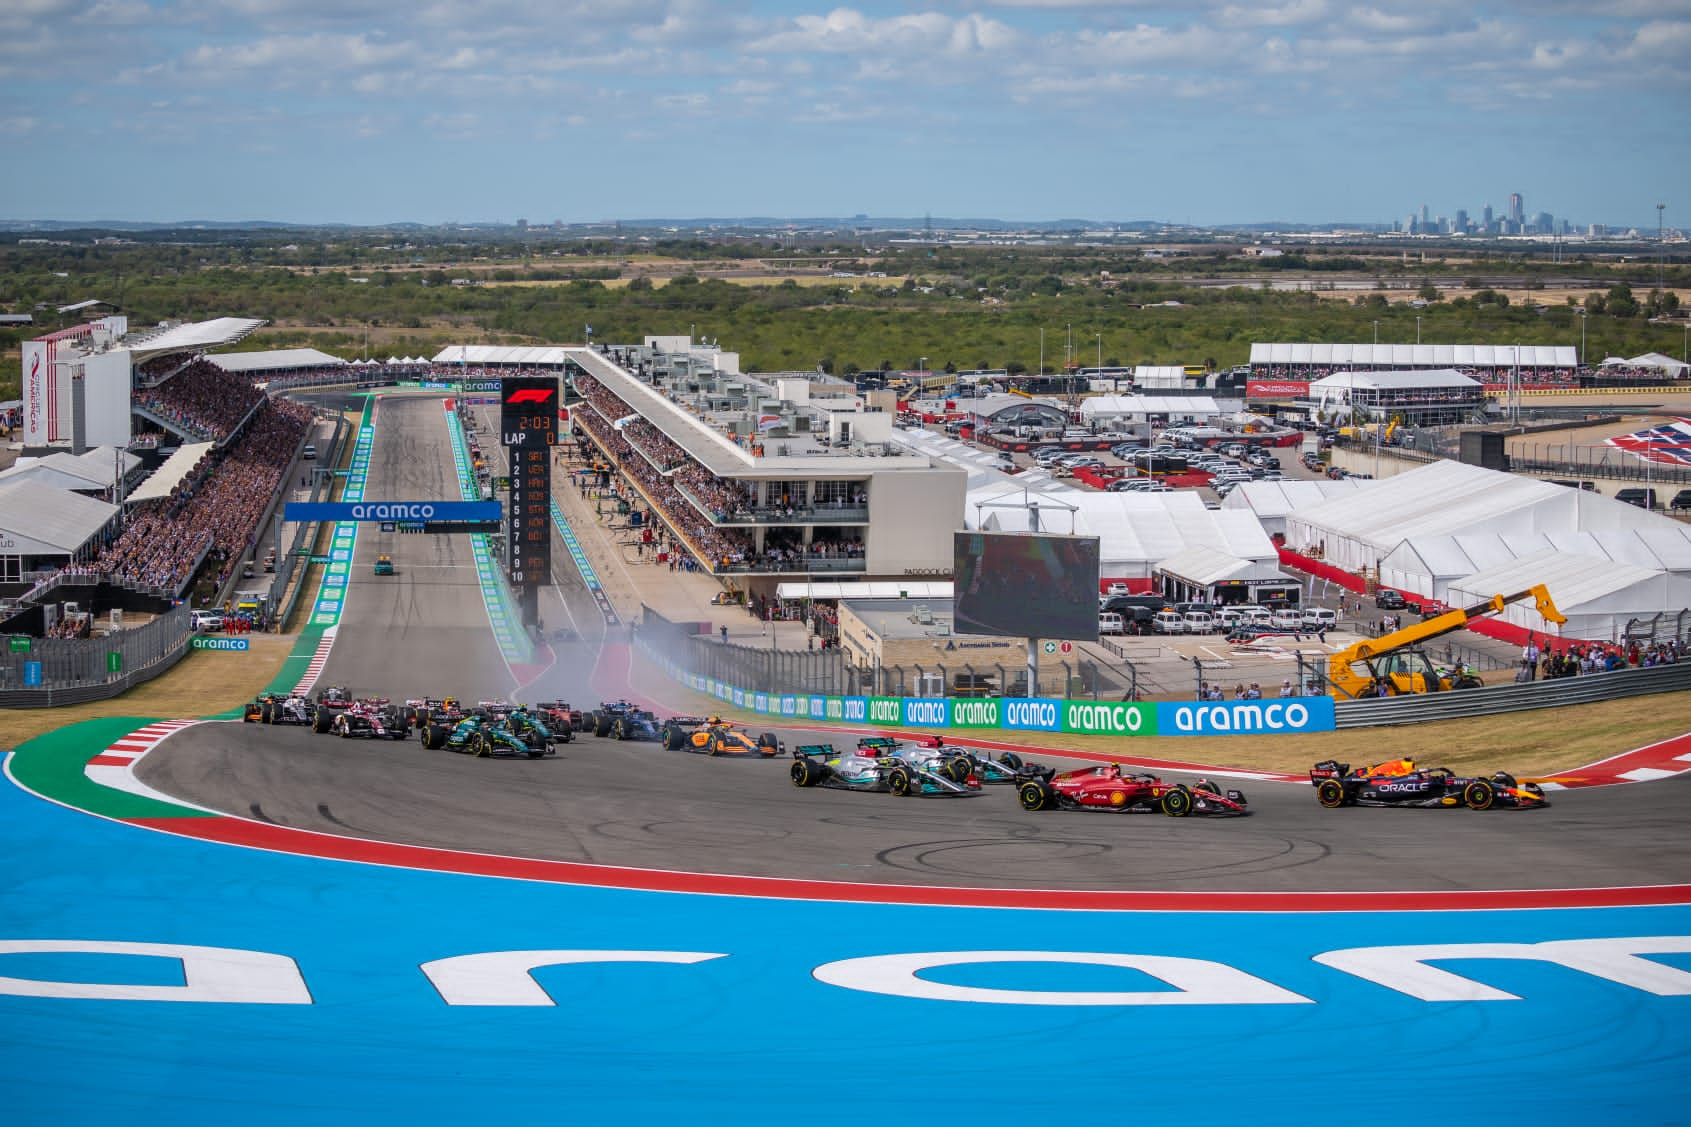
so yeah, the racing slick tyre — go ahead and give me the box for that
[614,719,629,741]
[261,701,274,724]
[1161,785,1194,817]
[888,768,913,797]
[1315,779,1347,809]
[313,707,334,734]
[757,733,779,755]
[472,734,492,759]
[592,712,611,738]
[662,726,686,751]
[1463,779,1496,811]
[790,759,825,788]
[337,718,353,739]
[1018,780,1054,811]
[705,734,720,757]
[944,757,972,784]
[1000,752,1023,771]
[405,706,420,727]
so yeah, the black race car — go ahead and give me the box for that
[584,700,662,741]
[1310,759,1549,810]
[242,692,315,725]
[326,699,411,740]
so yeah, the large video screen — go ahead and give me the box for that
[953,531,1101,641]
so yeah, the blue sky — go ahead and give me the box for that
[1,1,1686,228]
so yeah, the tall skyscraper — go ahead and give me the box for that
[1509,192,1524,226]
[1483,204,1494,232]
[1420,204,1431,229]
[1455,209,1470,233]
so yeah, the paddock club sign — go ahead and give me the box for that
[670,670,1337,737]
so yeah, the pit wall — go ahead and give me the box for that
[634,636,1335,737]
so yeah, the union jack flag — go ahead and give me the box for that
[1606,419,1691,467]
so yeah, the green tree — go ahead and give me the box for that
[1606,283,1638,318]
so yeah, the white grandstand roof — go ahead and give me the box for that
[1250,343,1577,368]
[433,344,575,367]
[1078,395,1220,417]
[128,317,267,360]
[0,479,118,555]
[0,447,139,493]
[211,348,346,374]
[1310,369,1481,391]
[125,442,214,505]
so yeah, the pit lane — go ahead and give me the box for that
[135,392,1691,894]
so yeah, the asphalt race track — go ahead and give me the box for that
[136,393,1691,895]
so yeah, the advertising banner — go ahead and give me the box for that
[865,696,901,725]
[1246,381,1310,399]
[1156,696,1334,735]
[946,698,1002,729]
[900,698,949,727]
[190,637,251,652]
[284,501,502,523]
[1001,697,1064,732]
[21,340,47,446]
[1062,700,1157,737]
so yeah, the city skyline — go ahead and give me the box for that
[0,2,1685,229]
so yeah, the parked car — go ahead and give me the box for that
[1151,611,1186,635]
[1098,611,1126,635]
[1672,489,1691,512]
[189,611,224,632]
[1302,607,1338,629]
[1616,488,1658,510]
[1375,589,1407,610]
[1181,611,1216,634]
[1105,581,1130,596]
[1271,609,1305,630]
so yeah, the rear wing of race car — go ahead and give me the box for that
[1309,759,1350,784]
[857,737,900,753]
[794,744,837,759]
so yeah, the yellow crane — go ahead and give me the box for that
[1326,585,1566,699]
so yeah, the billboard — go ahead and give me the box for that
[1246,380,1310,399]
[21,340,47,446]
[283,501,501,522]
[953,531,1100,642]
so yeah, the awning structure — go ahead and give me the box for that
[125,442,214,505]
[1155,545,1287,587]
[1250,343,1577,368]
[1078,395,1220,418]
[775,581,954,600]
[0,479,118,556]
[1447,549,1691,643]
[432,345,576,366]
[127,317,267,360]
[211,348,346,374]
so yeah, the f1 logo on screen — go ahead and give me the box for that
[505,389,554,405]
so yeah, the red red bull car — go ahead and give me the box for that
[1310,759,1548,810]
[1017,762,1250,816]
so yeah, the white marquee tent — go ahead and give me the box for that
[1282,461,1669,574]
[1446,549,1691,643]
[1381,526,1691,604]
[1219,478,1371,537]
[1077,395,1220,423]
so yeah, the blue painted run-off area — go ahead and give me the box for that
[0,770,1686,1127]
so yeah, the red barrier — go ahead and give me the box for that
[1276,547,1366,593]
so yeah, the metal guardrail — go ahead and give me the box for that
[0,604,194,707]
[1332,661,1691,728]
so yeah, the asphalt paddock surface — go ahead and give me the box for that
[135,391,1691,894]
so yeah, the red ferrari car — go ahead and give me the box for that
[1017,763,1250,816]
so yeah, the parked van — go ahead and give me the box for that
[1181,611,1216,634]
[1302,607,1338,629]
[1098,611,1126,636]
[1271,609,1305,630]
[1151,611,1186,635]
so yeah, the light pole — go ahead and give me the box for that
[1579,307,1588,368]
[1039,328,1044,377]
[1416,316,1422,345]
[1096,332,1103,374]
[1659,203,1667,295]
[1372,320,1379,346]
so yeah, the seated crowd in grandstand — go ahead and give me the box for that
[131,359,264,443]
[93,395,313,594]
[572,373,864,573]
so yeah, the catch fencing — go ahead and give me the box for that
[0,604,193,708]
[1332,661,1691,728]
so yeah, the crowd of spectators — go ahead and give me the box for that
[1541,639,1685,678]
[93,395,313,595]
[131,359,264,443]
[571,374,864,574]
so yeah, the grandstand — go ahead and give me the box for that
[1248,343,1579,385]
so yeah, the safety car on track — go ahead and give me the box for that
[1016,762,1250,816]
[660,716,781,755]
[1309,759,1548,810]
[789,742,982,797]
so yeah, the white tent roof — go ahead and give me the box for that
[432,344,575,367]
[1310,369,1482,391]
[211,348,346,373]
[1250,343,1576,368]
[965,485,1275,575]
[1447,549,1691,641]
[1078,395,1219,417]
[1220,478,1370,519]
[0,447,140,493]
[1385,526,1691,586]
[1620,352,1690,373]
[0,479,118,555]
[125,442,214,505]
[776,581,953,600]
[1156,545,1286,586]
[127,317,266,359]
